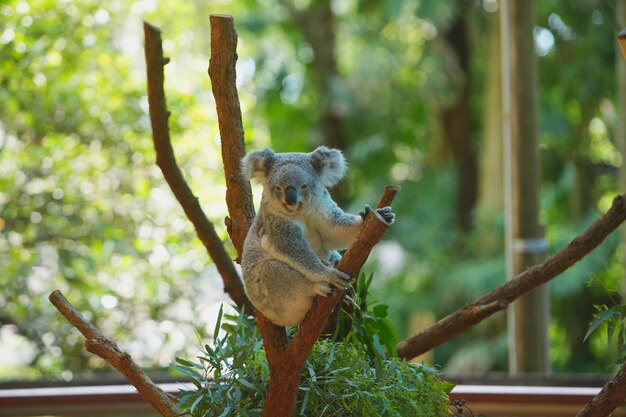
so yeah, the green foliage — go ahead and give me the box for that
[584,302,626,365]
[175,306,453,417]
[175,306,267,416]
[337,272,399,362]
[0,0,233,379]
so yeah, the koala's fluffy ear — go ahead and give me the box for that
[310,146,346,187]
[241,148,275,183]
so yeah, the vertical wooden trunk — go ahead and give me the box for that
[504,0,550,373]
[262,358,304,417]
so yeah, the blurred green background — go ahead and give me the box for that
[0,0,623,382]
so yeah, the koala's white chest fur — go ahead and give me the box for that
[293,217,329,260]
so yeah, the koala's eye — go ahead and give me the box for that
[274,185,282,193]
[301,184,308,191]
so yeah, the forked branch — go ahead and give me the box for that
[208,15,398,417]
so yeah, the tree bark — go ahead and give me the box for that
[396,194,626,360]
[208,15,256,261]
[576,359,626,417]
[49,290,181,417]
[144,21,252,312]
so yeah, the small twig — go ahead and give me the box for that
[49,290,181,417]
[576,359,626,417]
[396,194,626,360]
[143,21,251,311]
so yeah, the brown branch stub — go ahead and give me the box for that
[397,194,626,360]
[576,359,626,417]
[48,289,102,340]
[143,21,251,311]
[49,290,181,417]
[377,184,400,208]
[208,14,255,259]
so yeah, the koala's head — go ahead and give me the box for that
[242,146,346,216]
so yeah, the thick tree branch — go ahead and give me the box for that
[49,290,181,417]
[143,21,251,311]
[208,15,255,259]
[576,359,626,417]
[397,194,626,360]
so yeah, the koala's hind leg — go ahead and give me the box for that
[252,260,318,327]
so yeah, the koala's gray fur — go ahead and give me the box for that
[240,146,394,327]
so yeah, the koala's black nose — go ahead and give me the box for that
[284,186,298,206]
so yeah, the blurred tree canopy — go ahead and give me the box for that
[0,0,623,381]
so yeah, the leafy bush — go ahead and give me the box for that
[174,306,453,417]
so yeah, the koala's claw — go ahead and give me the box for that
[376,206,395,224]
[327,267,351,289]
[359,204,372,219]
[361,204,395,225]
[314,283,334,297]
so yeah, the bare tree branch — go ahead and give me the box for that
[208,15,255,260]
[576,359,626,417]
[49,290,181,417]
[397,194,626,360]
[143,21,251,311]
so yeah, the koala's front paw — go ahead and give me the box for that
[359,204,372,219]
[314,283,334,297]
[322,266,350,292]
[361,204,396,225]
[376,206,395,225]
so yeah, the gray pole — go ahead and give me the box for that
[501,0,550,374]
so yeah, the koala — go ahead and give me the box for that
[240,146,395,327]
